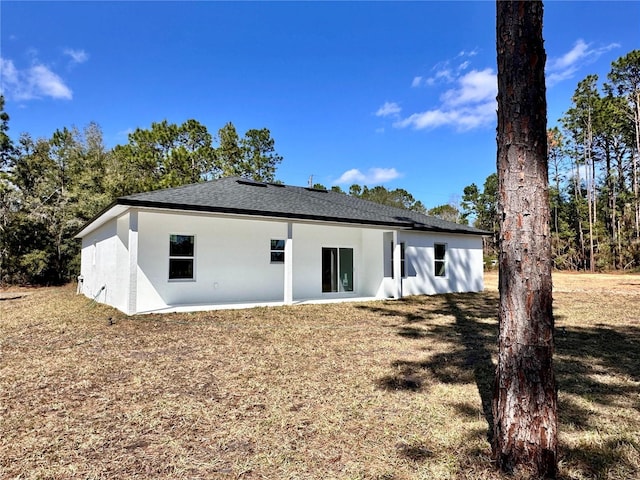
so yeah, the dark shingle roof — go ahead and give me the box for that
[111,177,487,235]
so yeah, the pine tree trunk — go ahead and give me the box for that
[494,1,558,477]
[585,157,596,272]
[573,158,586,269]
[584,109,596,271]
[605,145,617,269]
[634,92,640,238]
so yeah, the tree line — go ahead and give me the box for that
[0,108,283,285]
[1,48,637,284]
[0,96,460,286]
[461,49,640,271]
[312,182,431,215]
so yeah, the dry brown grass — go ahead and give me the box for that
[1,272,639,479]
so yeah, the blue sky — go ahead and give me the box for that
[1,1,638,209]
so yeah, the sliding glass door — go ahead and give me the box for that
[322,247,353,293]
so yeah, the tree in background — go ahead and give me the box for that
[0,96,17,283]
[547,127,564,238]
[493,1,557,476]
[1,45,638,284]
[0,96,14,171]
[596,86,634,269]
[109,119,217,196]
[348,184,426,213]
[70,122,112,221]
[463,49,640,272]
[0,111,285,285]
[427,203,466,224]
[608,50,640,239]
[216,122,283,182]
[314,182,463,219]
[562,75,602,271]
[461,173,498,257]
[3,125,109,284]
[551,52,640,271]
[239,128,283,183]
[216,122,244,179]
[547,127,581,269]
[461,173,498,229]
[306,181,428,213]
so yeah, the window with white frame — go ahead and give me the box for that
[169,234,195,280]
[434,243,446,277]
[270,239,285,263]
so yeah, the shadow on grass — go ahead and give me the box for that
[361,292,640,478]
[367,293,498,441]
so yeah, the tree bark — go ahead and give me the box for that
[494,1,558,478]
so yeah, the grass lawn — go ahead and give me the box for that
[1,272,639,479]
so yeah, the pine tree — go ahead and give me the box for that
[493,1,557,476]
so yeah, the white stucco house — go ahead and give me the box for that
[75,177,488,314]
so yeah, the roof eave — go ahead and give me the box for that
[74,202,128,239]
[75,197,492,238]
[116,198,413,228]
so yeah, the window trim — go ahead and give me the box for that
[168,234,196,281]
[270,239,285,264]
[434,242,447,278]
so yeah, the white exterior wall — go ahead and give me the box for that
[289,223,386,300]
[79,207,484,314]
[361,229,387,297]
[79,216,129,311]
[135,211,290,312]
[398,231,484,295]
[134,212,391,312]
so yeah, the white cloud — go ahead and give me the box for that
[394,67,497,132]
[378,48,498,132]
[391,38,621,131]
[1,58,19,86]
[550,39,590,71]
[394,100,496,132]
[441,68,496,107]
[30,65,73,99]
[0,57,73,101]
[415,49,479,88]
[457,48,479,58]
[431,67,454,84]
[394,110,458,130]
[375,101,401,118]
[458,61,470,72]
[547,39,620,86]
[334,167,402,185]
[64,48,89,64]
